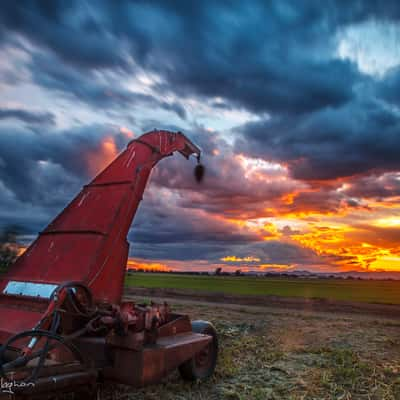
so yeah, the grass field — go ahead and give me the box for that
[125,273,400,305]
[105,296,400,400]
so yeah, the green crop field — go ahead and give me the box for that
[125,273,400,305]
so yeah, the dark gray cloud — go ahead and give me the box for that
[128,187,332,267]
[123,0,363,115]
[1,0,387,116]
[142,126,372,218]
[146,129,296,217]
[28,52,187,119]
[0,0,127,70]
[235,97,400,180]
[2,1,399,128]
[0,108,55,126]
[344,172,400,200]
[230,240,354,268]
[2,1,399,184]
[129,193,353,269]
[0,123,127,209]
[378,66,400,107]
[128,182,261,261]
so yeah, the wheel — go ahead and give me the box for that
[179,320,218,381]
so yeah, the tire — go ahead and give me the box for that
[179,320,218,381]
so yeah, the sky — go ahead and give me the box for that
[0,1,399,274]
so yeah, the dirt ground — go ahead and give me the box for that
[98,290,400,400]
[126,287,400,319]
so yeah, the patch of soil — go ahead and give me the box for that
[125,286,400,318]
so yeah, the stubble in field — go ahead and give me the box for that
[102,300,400,400]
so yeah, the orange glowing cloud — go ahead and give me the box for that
[221,256,261,262]
[119,127,135,139]
[201,152,400,273]
[258,263,293,270]
[127,259,174,272]
[86,136,119,175]
[104,145,400,274]
[17,246,27,256]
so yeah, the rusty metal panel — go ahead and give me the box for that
[104,332,211,386]
[158,315,192,337]
[0,305,43,344]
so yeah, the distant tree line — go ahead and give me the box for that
[128,267,392,281]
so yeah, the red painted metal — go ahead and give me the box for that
[0,130,200,343]
[0,130,217,397]
[0,129,199,306]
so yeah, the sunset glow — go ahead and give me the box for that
[127,260,174,273]
[86,136,119,176]
[221,256,261,263]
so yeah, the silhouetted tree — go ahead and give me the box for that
[215,267,222,276]
[235,269,242,276]
[0,226,20,272]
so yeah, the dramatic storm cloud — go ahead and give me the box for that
[0,1,400,273]
[235,98,400,180]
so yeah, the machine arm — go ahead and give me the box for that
[1,130,201,304]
